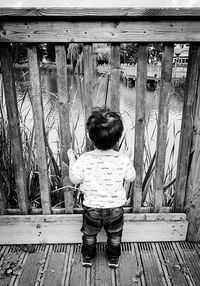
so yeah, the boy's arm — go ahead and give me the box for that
[124,158,136,183]
[67,149,83,185]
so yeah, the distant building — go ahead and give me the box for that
[173,44,189,66]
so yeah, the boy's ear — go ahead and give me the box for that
[87,132,91,141]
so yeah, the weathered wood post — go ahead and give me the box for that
[184,44,200,241]
[83,44,93,150]
[0,177,7,215]
[27,44,51,214]
[154,44,174,212]
[110,44,120,113]
[0,74,7,215]
[133,44,148,213]
[0,43,29,214]
[174,44,200,213]
[55,44,73,214]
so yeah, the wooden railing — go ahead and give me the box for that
[0,8,200,241]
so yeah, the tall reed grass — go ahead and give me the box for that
[0,69,180,210]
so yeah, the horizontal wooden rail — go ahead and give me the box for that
[0,213,188,244]
[0,8,200,18]
[1,21,200,42]
[1,8,200,240]
[5,206,173,215]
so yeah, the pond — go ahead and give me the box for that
[18,68,183,206]
[39,70,183,171]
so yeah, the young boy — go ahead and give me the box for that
[67,107,136,268]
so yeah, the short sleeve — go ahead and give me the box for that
[69,155,84,182]
[124,157,136,182]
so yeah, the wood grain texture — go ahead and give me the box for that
[1,21,200,42]
[178,242,200,285]
[117,245,141,286]
[0,213,188,244]
[172,242,196,285]
[159,243,188,286]
[133,44,148,213]
[138,243,165,286]
[154,44,174,213]
[27,44,51,214]
[0,177,6,215]
[0,43,28,214]
[83,44,93,151]
[0,8,200,18]
[0,76,6,215]
[0,242,199,286]
[69,245,90,286]
[94,248,112,286]
[184,44,200,242]
[18,252,44,286]
[55,45,73,214]
[174,44,200,213]
[110,43,120,113]
[43,252,66,286]
[5,206,172,215]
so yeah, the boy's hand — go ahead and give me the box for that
[67,149,77,165]
[121,147,132,160]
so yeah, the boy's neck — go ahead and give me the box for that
[89,148,119,155]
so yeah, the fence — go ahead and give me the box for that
[0,8,200,242]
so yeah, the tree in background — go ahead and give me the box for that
[120,43,138,65]
[148,43,163,64]
[10,43,48,64]
[9,42,163,67]
[120,43,163,65]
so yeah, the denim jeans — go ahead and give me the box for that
[81,205,124,260]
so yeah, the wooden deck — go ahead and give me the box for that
[0,242,200,286]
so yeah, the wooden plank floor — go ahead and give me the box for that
[0,242,200,286]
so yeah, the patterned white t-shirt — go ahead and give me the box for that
[69,149,136,208]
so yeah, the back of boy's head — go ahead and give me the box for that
[86,107,124,150]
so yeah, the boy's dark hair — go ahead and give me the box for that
[86,107,124,150]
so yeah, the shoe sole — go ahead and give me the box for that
[82,261,92,267]
[108,262,119,269]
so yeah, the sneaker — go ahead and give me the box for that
[108,258,119,269]
[82,257,92,267]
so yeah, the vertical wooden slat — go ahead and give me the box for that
[133,44,148,213]
[154,44,174,212]
[27,44,51,214]
[0,74,6,214]
[110,43,120,112]
[83,44,93,150]
[174,44,200,212]
[0,177,6,215]
[184,44,200,241]
[55,44,73,214]
[0,43,28,214]
[93,50,98,78]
